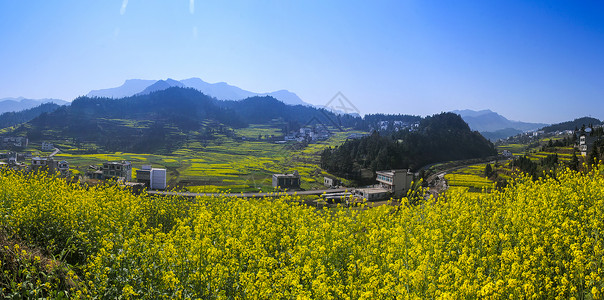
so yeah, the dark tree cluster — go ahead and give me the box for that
[541,117,602,133]
[321,113,497,180]
[0,103,60,129]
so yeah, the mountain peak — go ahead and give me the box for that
[136,79,185,96]
[88,79,156,98]
[86,77,311,106]
[451,109,495,118]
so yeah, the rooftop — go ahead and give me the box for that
[273,173,300,178]
[376,169,411,176]
[104,161,131,165]
[355,187,390,194]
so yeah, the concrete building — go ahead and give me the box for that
[31,157,69,176]
[2,136,28,148]
[136,165,167,190]
[376,169,414,198]
[324,176,341,188]
[102,161,132,181]
[579,134,598,157]
[41,142,54,151]
[353,187,390,201]
[272,171,301,190]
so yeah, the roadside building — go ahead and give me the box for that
[136,165,167,190]
[324,176,341,188]
[272,171,301,190]
[102,161,132,181]
[353,187,390,201]
[376,169,414,198]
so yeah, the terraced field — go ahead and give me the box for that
[444,164,493,193]
[49,125,362,192]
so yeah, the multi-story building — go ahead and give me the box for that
[102,161,132,181]
[579,133,598,157]
[31,157,69,176]
[375,169,414,198]
[136,165,167,190]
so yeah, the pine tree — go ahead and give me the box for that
[484,163,493,178]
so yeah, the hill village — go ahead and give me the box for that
[0,124,599,202]
[0,134,419,202]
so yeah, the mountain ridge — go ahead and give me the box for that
[0,98,68,114]
[451,109,548,140]
[87,77,309,106]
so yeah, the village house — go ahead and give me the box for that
[353,187,390,201]
[41,142,54,151]
[86,166,104,180]
[579,133,598,157]
[272,171,301,190]
[323,176,341,188]
[1,136,28,148]
[102,161,132,181]
[136,165,167,190]
[31,157,69,176]
[352,169,414,201]
[375,169,414,198]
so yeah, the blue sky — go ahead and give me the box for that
[1,1,603,124]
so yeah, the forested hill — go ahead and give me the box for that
[541,117,602,133]
[6,87,367,153]
[321,112,497,179]
[214,96,363,129]
[0,103,60,129]
[6,88,476,155]
[13,88,245,153]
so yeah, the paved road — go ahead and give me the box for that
[49,148,60,157]
[147,188,350,198]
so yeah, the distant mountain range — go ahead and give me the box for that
[87,78,309,106]
[0,97,68,114]
[9,87,353,153]
[452,109,548,140]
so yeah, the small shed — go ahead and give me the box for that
[324,176,341,188]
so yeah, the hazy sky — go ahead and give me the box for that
[1,1,603,124]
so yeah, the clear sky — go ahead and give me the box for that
[1,1,603,124]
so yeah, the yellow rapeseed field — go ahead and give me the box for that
[0,167,603,298]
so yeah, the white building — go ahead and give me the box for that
[41,142,54,151]
[375,169,414,198]
[353,187,390,201]
[136,165,167,190]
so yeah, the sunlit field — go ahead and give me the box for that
[44,126,361,192]
[1,166,604,298]
[444,165,493,193]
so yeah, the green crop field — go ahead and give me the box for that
[46,125,361,193]
[445,164,493,192]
